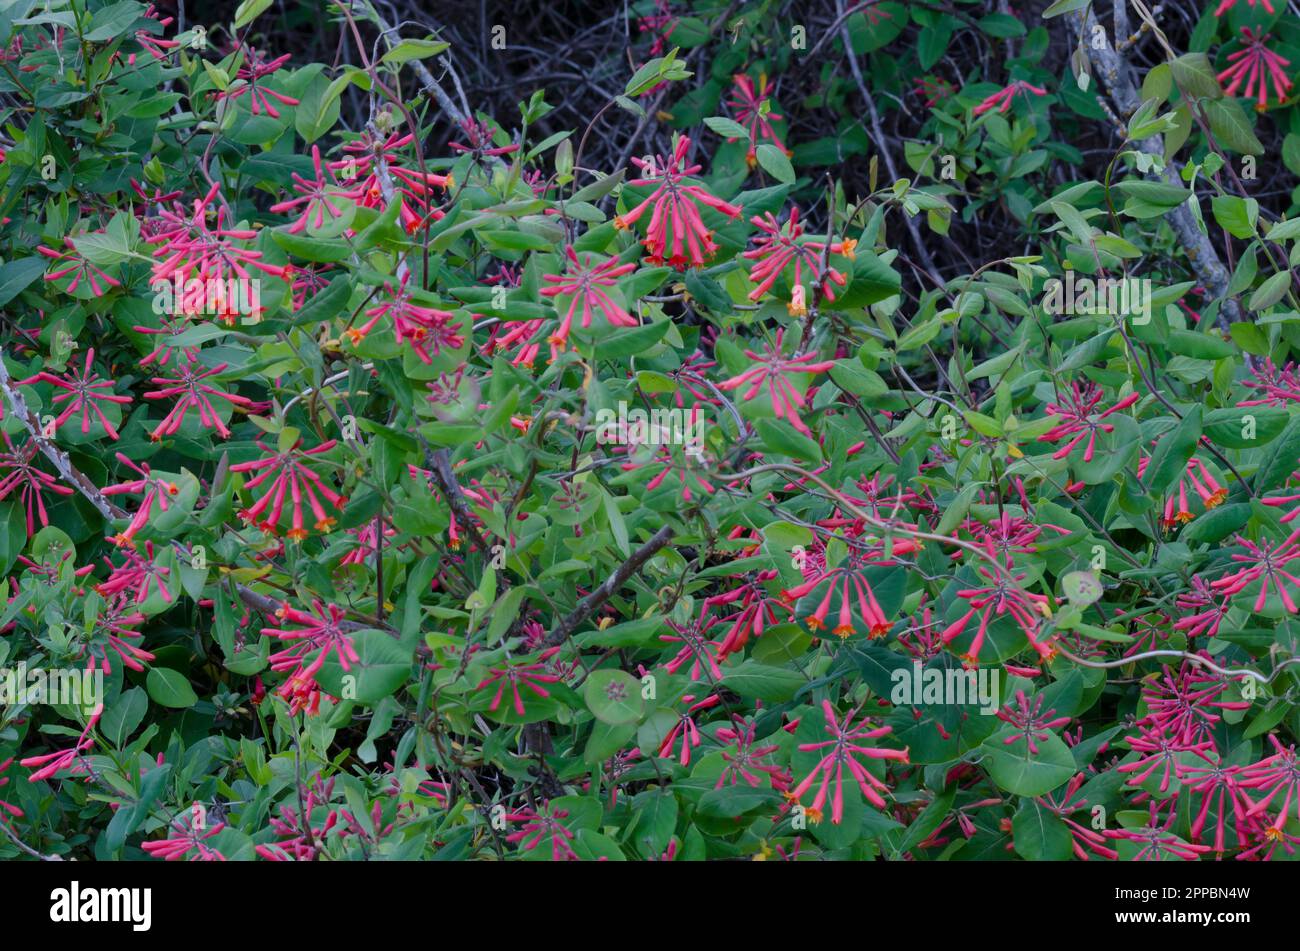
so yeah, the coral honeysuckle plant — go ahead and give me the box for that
[3,0,1300,868]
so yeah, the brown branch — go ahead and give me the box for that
[543,524,674,647]
[0,346,126,521]
[1072,7,1244,328]
[419,438,496,562]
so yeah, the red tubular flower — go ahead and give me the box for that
[1236,820,1300,861]
[328,132,451,235]
[86,596,155,673]
[141,819,226,861]
[1210,529,1300,614]
[972,79,1049,115]
[1182,759,1254,853]
[716,329,835,436]
[270,145,350,234]
[229,438,346,539]
[1118,610,1172,657]
[257,776,338,860]
[131,4,178,63]
[447,118,519,157]
[1118,726,1214,794]
[845,472,928,520]
[486,317,548,369]
[143,360,259,440]
[1238,358,1300,406]
[615,135,742,269]
[1104,803,1213,860]
[715,714,785,789]
[743,206,854,313]
[915,75,956,107]
[102,453,181,547]
[727,73,790,166]
[539,246,639,350]
[147,182,289,284]
[39,237,121,296]
[94,541,174,605]
[1036,774,1119,860]
[0,431,74,536]
[790,700,908,824]
[214,50,299,118]
[16,348,131,439]
[1215,0,1275,15]
[505,804,578,861]
[1037,381,1139,462]
[996,691,1070,755]
[475,648,563,716]
[658,694,722,766]
[0,756,23,819]
[1138,660,1250,746]
[785,545,898,640]
[1217,28,1292,110]
[1173,575,1231,642]
[705,568,792,656]
[340,517,399,567]
[352,276,464,365]
[636,0,678,56]
[939,553,1054,664]
[961,511,1068,568]
[614,418,715,502]
[660,616,725,681]
[20,701,102,782]
[263,600,360,711]
[1240,735,1300,830]
[133,314,200,368]
[1136,452,1228,528]
[290,262,335,310]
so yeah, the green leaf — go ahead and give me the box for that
[84,1,142,42]
[1042,0,1090,16]
[381,38,450,65]
[756,417,822,463]
[1144,406,1202,494]
[290,274,352,326]
[1204,98,1264,156]
[829,359,887,398]
[145,668,198,708]
[1211,195,1258,239]
[583,669,644,725]
[101,687,148,745]
[316,629,413,704]
[1250,271,1291,312]
[980,725,1076,797]
[703,116,750,141]
[0,256,48,306]
[1254,413,1300,491]
[697,784,781,818]
[1061,570,1104,607]
[1165,329,1235,360]
[1012,800,1073,860]
[754,143,795,184]
[628,788,677,855]
[1169,52,1224,102]
[721,660,805,701]
[233,0,273,29]
[977,13,1026,37]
